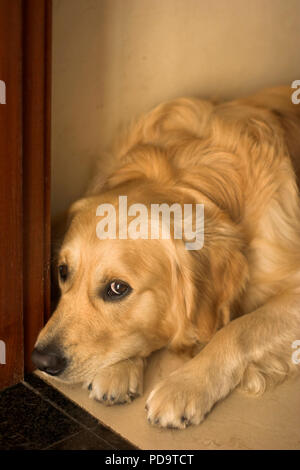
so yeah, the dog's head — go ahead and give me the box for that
[33,153,248,385]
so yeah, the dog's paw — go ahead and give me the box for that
[145,371,211,429]
[87,357,144,406]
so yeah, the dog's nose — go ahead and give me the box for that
[31,344,67,376]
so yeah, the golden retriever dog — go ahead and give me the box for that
[32,86,300,429]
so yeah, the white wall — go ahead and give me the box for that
[51,0,300,217]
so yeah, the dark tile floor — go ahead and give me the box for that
[0,374,137,450]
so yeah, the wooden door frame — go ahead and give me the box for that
[0,0,51,389]
[23,0,52,374]
[0,0,24,389]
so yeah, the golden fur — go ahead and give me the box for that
[36,86,300,428]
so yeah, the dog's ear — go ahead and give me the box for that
[51,197,96,306]
[205,226,249,328]
[169,216,249,352]
[51,197,93,302]
[52,197,93,252]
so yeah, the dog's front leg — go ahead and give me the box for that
[146,293,300,428]
[88,356,145,405]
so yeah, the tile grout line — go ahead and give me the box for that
[22,380,115,449]
[42,431,83,450]
[41,430,82,450]
[28,374,140,449]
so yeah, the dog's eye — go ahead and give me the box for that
[104,280,131,301]
[58,264,68,282]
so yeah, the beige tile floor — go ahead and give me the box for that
[36,349,300,450]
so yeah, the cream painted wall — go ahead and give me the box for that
[51,0,300,217]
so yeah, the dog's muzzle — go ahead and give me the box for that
[31,343,67,376]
